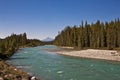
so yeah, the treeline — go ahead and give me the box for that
[54,18,120,50]
[0,33,42,59]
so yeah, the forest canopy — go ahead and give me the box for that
[54,18,120,50]
[0,33,42,59]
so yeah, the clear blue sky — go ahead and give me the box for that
[0,0,120,40]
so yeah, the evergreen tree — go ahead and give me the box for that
[0,33,42,59]
[54,18,120,50]
[22,33,27,46]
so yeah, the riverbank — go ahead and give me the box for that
[0,58,40,80]
[0,46,41,80]
[47,48,120,62]
[0,60,30,80]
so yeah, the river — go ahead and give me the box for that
[7,45,120,80]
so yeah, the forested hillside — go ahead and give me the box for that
[54,19,120,50]
[0,33,42,59]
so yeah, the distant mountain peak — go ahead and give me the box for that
[42,37,54,42]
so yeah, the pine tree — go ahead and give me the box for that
[54,18,120,50]
[22,33,27,46]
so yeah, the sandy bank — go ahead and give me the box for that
[52,49,120,61]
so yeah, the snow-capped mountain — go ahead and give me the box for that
[42,37,54,42]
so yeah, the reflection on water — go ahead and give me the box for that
[7,45,120,80]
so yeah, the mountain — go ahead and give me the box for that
[42,37,54,42]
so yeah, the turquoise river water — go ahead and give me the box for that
[7,45,120,80]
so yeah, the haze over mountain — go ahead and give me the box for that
[42,37,54,42]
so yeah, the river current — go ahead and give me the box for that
[7,45,120,80]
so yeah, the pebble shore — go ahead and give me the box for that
[52,49,120,62]
[0,60,39,80]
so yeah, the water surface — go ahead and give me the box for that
[8,45,120,80]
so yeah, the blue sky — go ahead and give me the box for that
[0,0,120,40]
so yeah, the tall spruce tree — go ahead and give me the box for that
[54,18,120,50]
